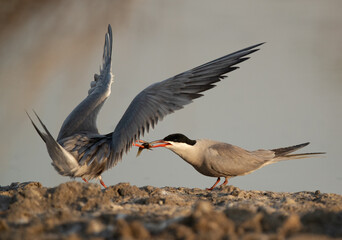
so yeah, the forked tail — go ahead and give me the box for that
[26,111,79,176]
[271,142,325,161]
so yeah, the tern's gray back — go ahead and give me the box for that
[205,142,274,177]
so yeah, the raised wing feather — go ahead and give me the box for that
[57,25,113,141]
[110,43,264,167]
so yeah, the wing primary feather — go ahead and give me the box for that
[57,25,113,141]
[110,42,264,169]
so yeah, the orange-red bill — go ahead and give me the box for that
[134,140,171,157]
[148,140,172,148]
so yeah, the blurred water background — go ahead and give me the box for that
[0,0,341,194]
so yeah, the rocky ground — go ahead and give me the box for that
[0,181,341,240]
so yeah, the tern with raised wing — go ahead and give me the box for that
[136,134,325,190]
[27,24,263,188]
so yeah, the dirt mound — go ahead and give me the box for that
[0,181,341,239]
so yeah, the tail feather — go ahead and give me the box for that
[275,152,326,161]
[26,111,47,142]
[27,111,79,176]
[271,142,310,158]
[271,142,325,162]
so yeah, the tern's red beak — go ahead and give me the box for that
[134,139,171,157]
[149,140,172,148]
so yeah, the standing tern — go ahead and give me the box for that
[136,134,325,190]
[27,24,263,188]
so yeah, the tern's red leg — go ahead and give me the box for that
[99,176,108,188]
[206,177,221,191]
[100,180,107,188]
[82,178,89,183]
[220,177,228,186]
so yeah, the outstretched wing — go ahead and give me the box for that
[110,43,264,167]
[57,25,113,141]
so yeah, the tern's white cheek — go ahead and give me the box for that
[166,142,193,159]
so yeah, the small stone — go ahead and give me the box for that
[282,197,296,205]
[130,221,150,239]
[231,189,240,197]
[193,201,213,218]
[315,190,321,196]
[278,214,302,236]
[10,182,20,188]
[239,212,263,233]
[86,219,105,234]
[116,219,150,239]
[0,219,9,232]
[167,224,195,240]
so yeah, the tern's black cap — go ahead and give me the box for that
[163,133,196,146]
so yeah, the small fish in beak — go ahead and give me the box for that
[134,139,171,156]
[134,140,153,157]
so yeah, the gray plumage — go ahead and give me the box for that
[27,24,263,186]
[143,133,325,190]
